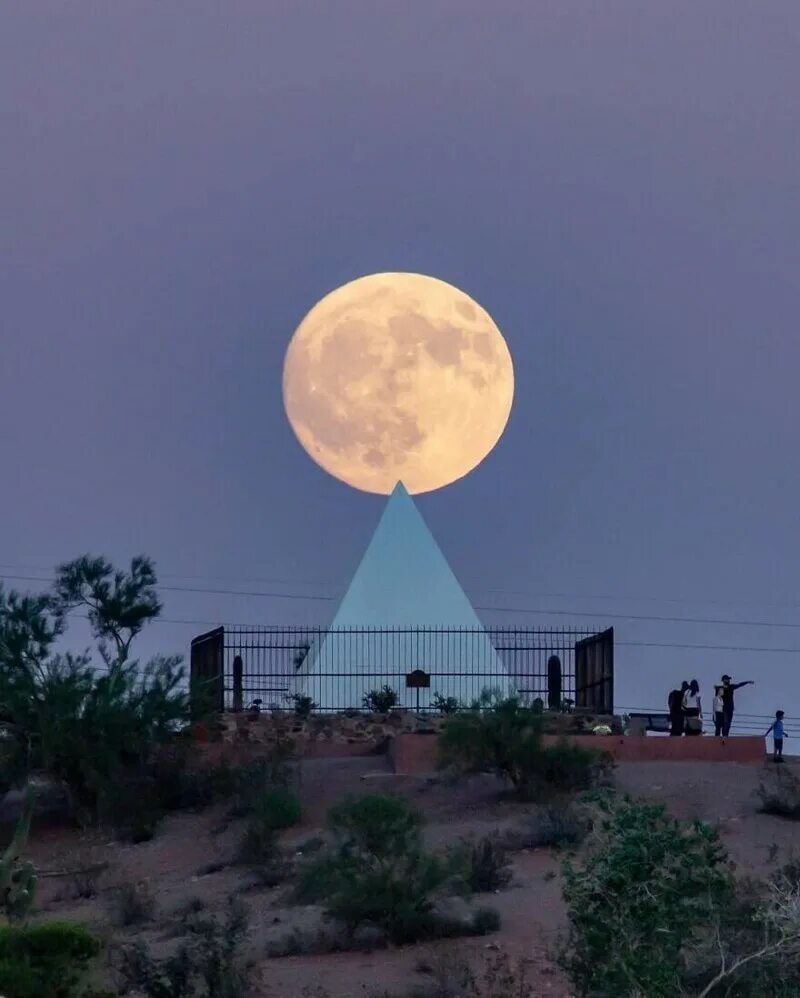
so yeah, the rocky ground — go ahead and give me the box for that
[3,754,798,997]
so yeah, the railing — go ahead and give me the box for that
[618,706,794,738]
[190,625,615,714]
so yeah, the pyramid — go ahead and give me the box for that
[293,482,514,711]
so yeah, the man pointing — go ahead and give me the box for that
[720,675,754,737]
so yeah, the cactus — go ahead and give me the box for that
[0,786,38,921]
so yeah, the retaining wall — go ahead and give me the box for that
[389,731,767,775]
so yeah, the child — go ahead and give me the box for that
[713,686,725,737]
[765,711,787,762]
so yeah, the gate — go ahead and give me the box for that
[190,626,225,715]
[575,627,614,714]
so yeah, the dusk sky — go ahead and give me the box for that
[2,3,799,726]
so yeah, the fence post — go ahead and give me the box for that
[232,656,243,712]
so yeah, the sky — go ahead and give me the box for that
[2,2,799,729]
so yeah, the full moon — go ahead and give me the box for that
[282,272,514,495]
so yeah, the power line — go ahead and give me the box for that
[4,572,800,634]
[4,563,800,613]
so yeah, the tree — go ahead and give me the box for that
[0,556,188,823]
[53,555,161,667]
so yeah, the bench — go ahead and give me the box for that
[628,711,671,735]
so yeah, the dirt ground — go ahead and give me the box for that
[5,754,799,998]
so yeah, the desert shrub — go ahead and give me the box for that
[297,794,455,944]
[432,693,460,715]
[757,765,800,819]
[470,906,501,935]
[289,694,316,718]
[228,751,294,819]
[0,921,104,998]
[0,789,38,921]
[96,772,163,842]
[111,880,157,927]
[450,835,512,893]
[236,786,301,875]
[560,797,735,998]
[119,897,254,998]
[537,739,612,792]
[439,694,609,800]
[362,685,399,713]
[503,805,587,851]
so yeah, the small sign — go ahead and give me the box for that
[405,669,431,689]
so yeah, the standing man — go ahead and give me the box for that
[668,681,689,736]
[720,675,754,736]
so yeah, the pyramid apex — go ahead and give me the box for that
[390,480,410,497]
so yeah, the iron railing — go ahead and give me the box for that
[190,625,614,715]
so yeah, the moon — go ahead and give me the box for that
[282,272,514,495]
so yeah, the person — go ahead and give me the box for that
[668,681,689,736]
[713,686,725,737]
[720,675,754,736]
[765,711,787,762]
[683,679,703,736]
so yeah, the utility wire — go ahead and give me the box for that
[4,573,800,634]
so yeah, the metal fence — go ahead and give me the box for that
[190,625,614,715]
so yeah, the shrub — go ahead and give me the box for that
[470,906,501,935]
[0,921,103,998]
[432,693,460,715]
[503,805,587,851]
[0,788,38,921]
[757,765,800,819]
[439,694,609,800]
[297,794,454,944]
[560,797,735,998]
[537,739,612,792]
[237,786,301,873]
[119,897,254,998]
[450,835,512,893]
[289,694,316,718]
[229,752,294,819]
[111,880,157,927]
[362,686,399,713]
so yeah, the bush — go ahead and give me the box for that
[537,739,612,793]
[0,789,38,921]
[111,880,156,927]
[235,786,300,885]
[362,686,399,713]
[470,906,501,935]
[560,797,735,997]
[432,693,460,715]
[757,765,800,819]
[0,921,103,998]
[439,694,609,800]
[503,806,587,851]
[119,897,254,998]
[289,694,316,718]
[229,752,294,819]
[450,836,512,893]
[297,794,455,944]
